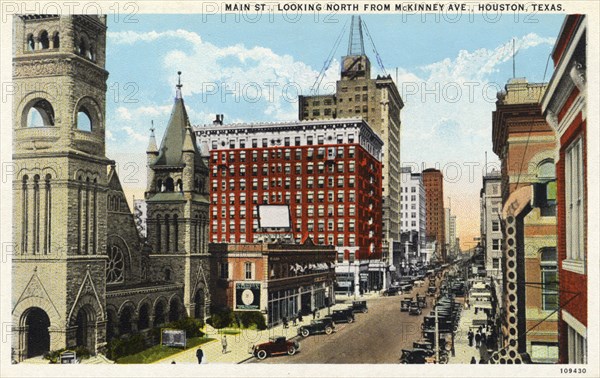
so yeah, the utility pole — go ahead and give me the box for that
[435,305,439,363]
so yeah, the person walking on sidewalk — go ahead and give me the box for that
[221,335,228,354]
[475,331,482,348]
[470,356,477,364]
[467,330,474,347]
[196,347,203,364]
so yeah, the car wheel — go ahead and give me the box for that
[362,308,368,313]
[439,354,448,364]
[256,349,268,360]
[347,317,354,323]
[325,326,333,335]
[287,346,297,356]
[383,292,388,297]
[301,328,309,337]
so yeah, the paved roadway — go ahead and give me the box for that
[250,276,441,364]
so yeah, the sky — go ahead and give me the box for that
[103,12,566,250]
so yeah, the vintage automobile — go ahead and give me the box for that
[382,287,400,296]
[325,308,355,324]
[416,294,427,308]
[298,319,335,337]
[249,336,300,360]
[401,298,412,312]
[409,301,422,315]
[351,300,369,313]
[399,348,432,364]
[426,286,437,297]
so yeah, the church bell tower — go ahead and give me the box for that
[12,15,110,360]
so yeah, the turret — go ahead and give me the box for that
[146,121,159,193]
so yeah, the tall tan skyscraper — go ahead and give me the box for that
[422,169,445,261]
[298,16,404,273]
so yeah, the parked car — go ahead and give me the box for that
[298,319,335,337]
[427,286,437,296]
[382,287,400,296]
[401,298,412,312]
[416,294,427,308]
[249,336,300,360]
[401,284,413,293]
[351,300,369,313]
[409,301,422,315]
[325,308,355,324]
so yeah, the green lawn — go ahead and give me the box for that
[116,337,215,364]
[215,328,242,335]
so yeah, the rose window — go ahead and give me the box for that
[106,245,124,283]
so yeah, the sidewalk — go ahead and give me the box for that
[448,297,492,364]
[155,293,378,364]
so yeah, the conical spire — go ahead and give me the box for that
[182,125,195,153]
[154,71,197,166]
[146,120,158,154]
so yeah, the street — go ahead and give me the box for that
[250,278,439,364]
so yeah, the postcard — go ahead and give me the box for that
[0,1,597,377]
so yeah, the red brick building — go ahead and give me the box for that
[209,240,336,327]
[194,118,384,294]
[541,15,587,364]
[491,78,558,363]
[422,169,445,262]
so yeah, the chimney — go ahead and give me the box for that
[213,114,224,126]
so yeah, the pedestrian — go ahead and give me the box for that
[196,347,203,364]
[470,356,477,364]
[298,312,303,322]
[475,331,482,348]
[221,335,228,354]
[312,308,317,320]
[292,314,297,326]
[282,316,289,328]
[481,332,487,347]
[467,330,474,347]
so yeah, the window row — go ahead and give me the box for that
[211,190,358,205]
[211,135,357,150]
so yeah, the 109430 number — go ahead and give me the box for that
[560,368,586,374]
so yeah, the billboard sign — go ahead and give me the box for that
[257,205,291,229]
[235,281,261,310]
[161,329,187,348]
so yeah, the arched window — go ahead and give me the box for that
[77,107,92,131]
[540,248,558,311]
[106,245,125,284]
[534,159,557,216]
[52,32,60,49]
[77,37,88,57]
[39,31,49,49]
[165,178,174,192]
[176,179,183,192]
[156,179,163,193]
[26,34,35,51]
[26,99,55,127]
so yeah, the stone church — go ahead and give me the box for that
[11,15,211,361]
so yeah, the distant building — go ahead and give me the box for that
[541,14,587,364]
[480,170,503,282]
[422,169,445,261]
[298,16,404,278]
[195,118,384,296]
[490,78,558,363]
[400,167,427,264]
[209,240,336,327]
